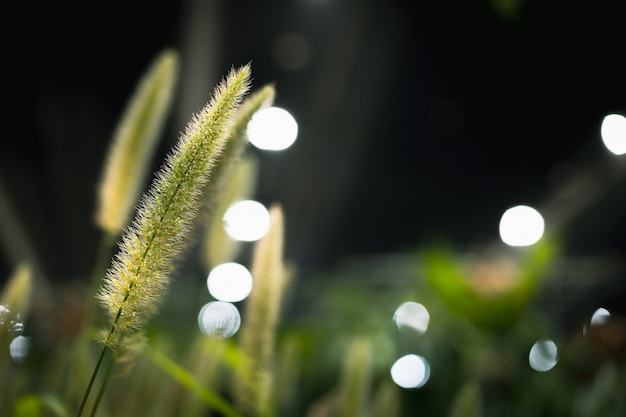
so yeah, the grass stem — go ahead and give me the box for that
[75,344,109,417]
[89,351,116,417]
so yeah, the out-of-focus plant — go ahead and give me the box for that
[420,235,559,331]
[95,49,180,240]
[233,204,291,417]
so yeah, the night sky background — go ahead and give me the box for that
[2,0,626,316]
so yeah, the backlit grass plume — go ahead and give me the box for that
[76,64,251,417]
[96,49,180,237]
[97,63,251,346]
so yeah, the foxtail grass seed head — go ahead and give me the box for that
[241,204,288,355]
[96,64,251,349]
[114,332,148,376]
[236,203,290,417]
[96,49,180,236]
[206,83,275,196]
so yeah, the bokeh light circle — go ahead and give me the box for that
[499,205,544,246]
[223,200,271,242]
[590,307,611,326]
[10,335,31,363]
[393,301,430,335]
[247,107,298,151]
[207,262,253,302]
[601,113,626,155]
[390,354,431,388]
[584,307,612,335]
[197,301,241,338]
[529,338,558,372]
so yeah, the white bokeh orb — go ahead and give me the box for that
[247,107,298,151]
[601,113,626,155]
[529,338,558,372]
[499,205,545,246]
[390,354,431,389]
[197,301,241,338]
[223,200,271,242]
[207,262,253,302]
[393,301,430,335]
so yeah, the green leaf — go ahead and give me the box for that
[420,235,559,330]
[146,345,243,417]
[13,394,69,417]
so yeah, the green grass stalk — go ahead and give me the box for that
[76,64,252,417]
[147,346,244,417]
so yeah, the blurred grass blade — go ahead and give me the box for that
[1,262,32,351]
[371,379,400,417]
[1,262,32,319]
[338,337,373,417]
[146,346,243,417]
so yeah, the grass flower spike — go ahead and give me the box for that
[75,64,250,417]
[205,83,275,199]
[236,203,290,417]
[97,63,251,347]
[96,49,180,237]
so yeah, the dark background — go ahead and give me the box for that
[2,0,626,303]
